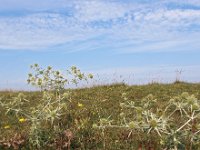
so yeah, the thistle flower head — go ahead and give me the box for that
[92,124,98,129]
[150,120,157,128]
[128,121,136,129]
[88,74,93,79]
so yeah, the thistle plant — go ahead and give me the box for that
[0,64,93,149]
[166,92,200,149]
[94,92,200,149]
[27,63,93,91]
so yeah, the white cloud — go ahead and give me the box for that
[162,0,200,7]
[0,0,73,11]
[0,0,200,52]
[73,0,132,22]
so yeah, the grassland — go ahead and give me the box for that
[0,82,200,149]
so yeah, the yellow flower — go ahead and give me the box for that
[19,118,26,123]
[78,103,84,107]
[4,125,10,129]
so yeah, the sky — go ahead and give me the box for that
[0,0,200,90]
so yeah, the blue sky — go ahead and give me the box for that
[0,0,200,90]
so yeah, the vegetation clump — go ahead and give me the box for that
[0,64,200,149]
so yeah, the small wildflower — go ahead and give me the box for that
[4,125,10,129]
[19,118,26,123]
[78,103,84,107]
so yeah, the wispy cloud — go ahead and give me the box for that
[0,0,200,52]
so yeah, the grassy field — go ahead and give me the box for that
[0,82,200,149]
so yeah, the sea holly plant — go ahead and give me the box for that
[27,63,93,91]
[165,92,200,149]
[94,92,200,150]
[0,64,93,149]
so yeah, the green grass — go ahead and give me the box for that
[1,82,200,149]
